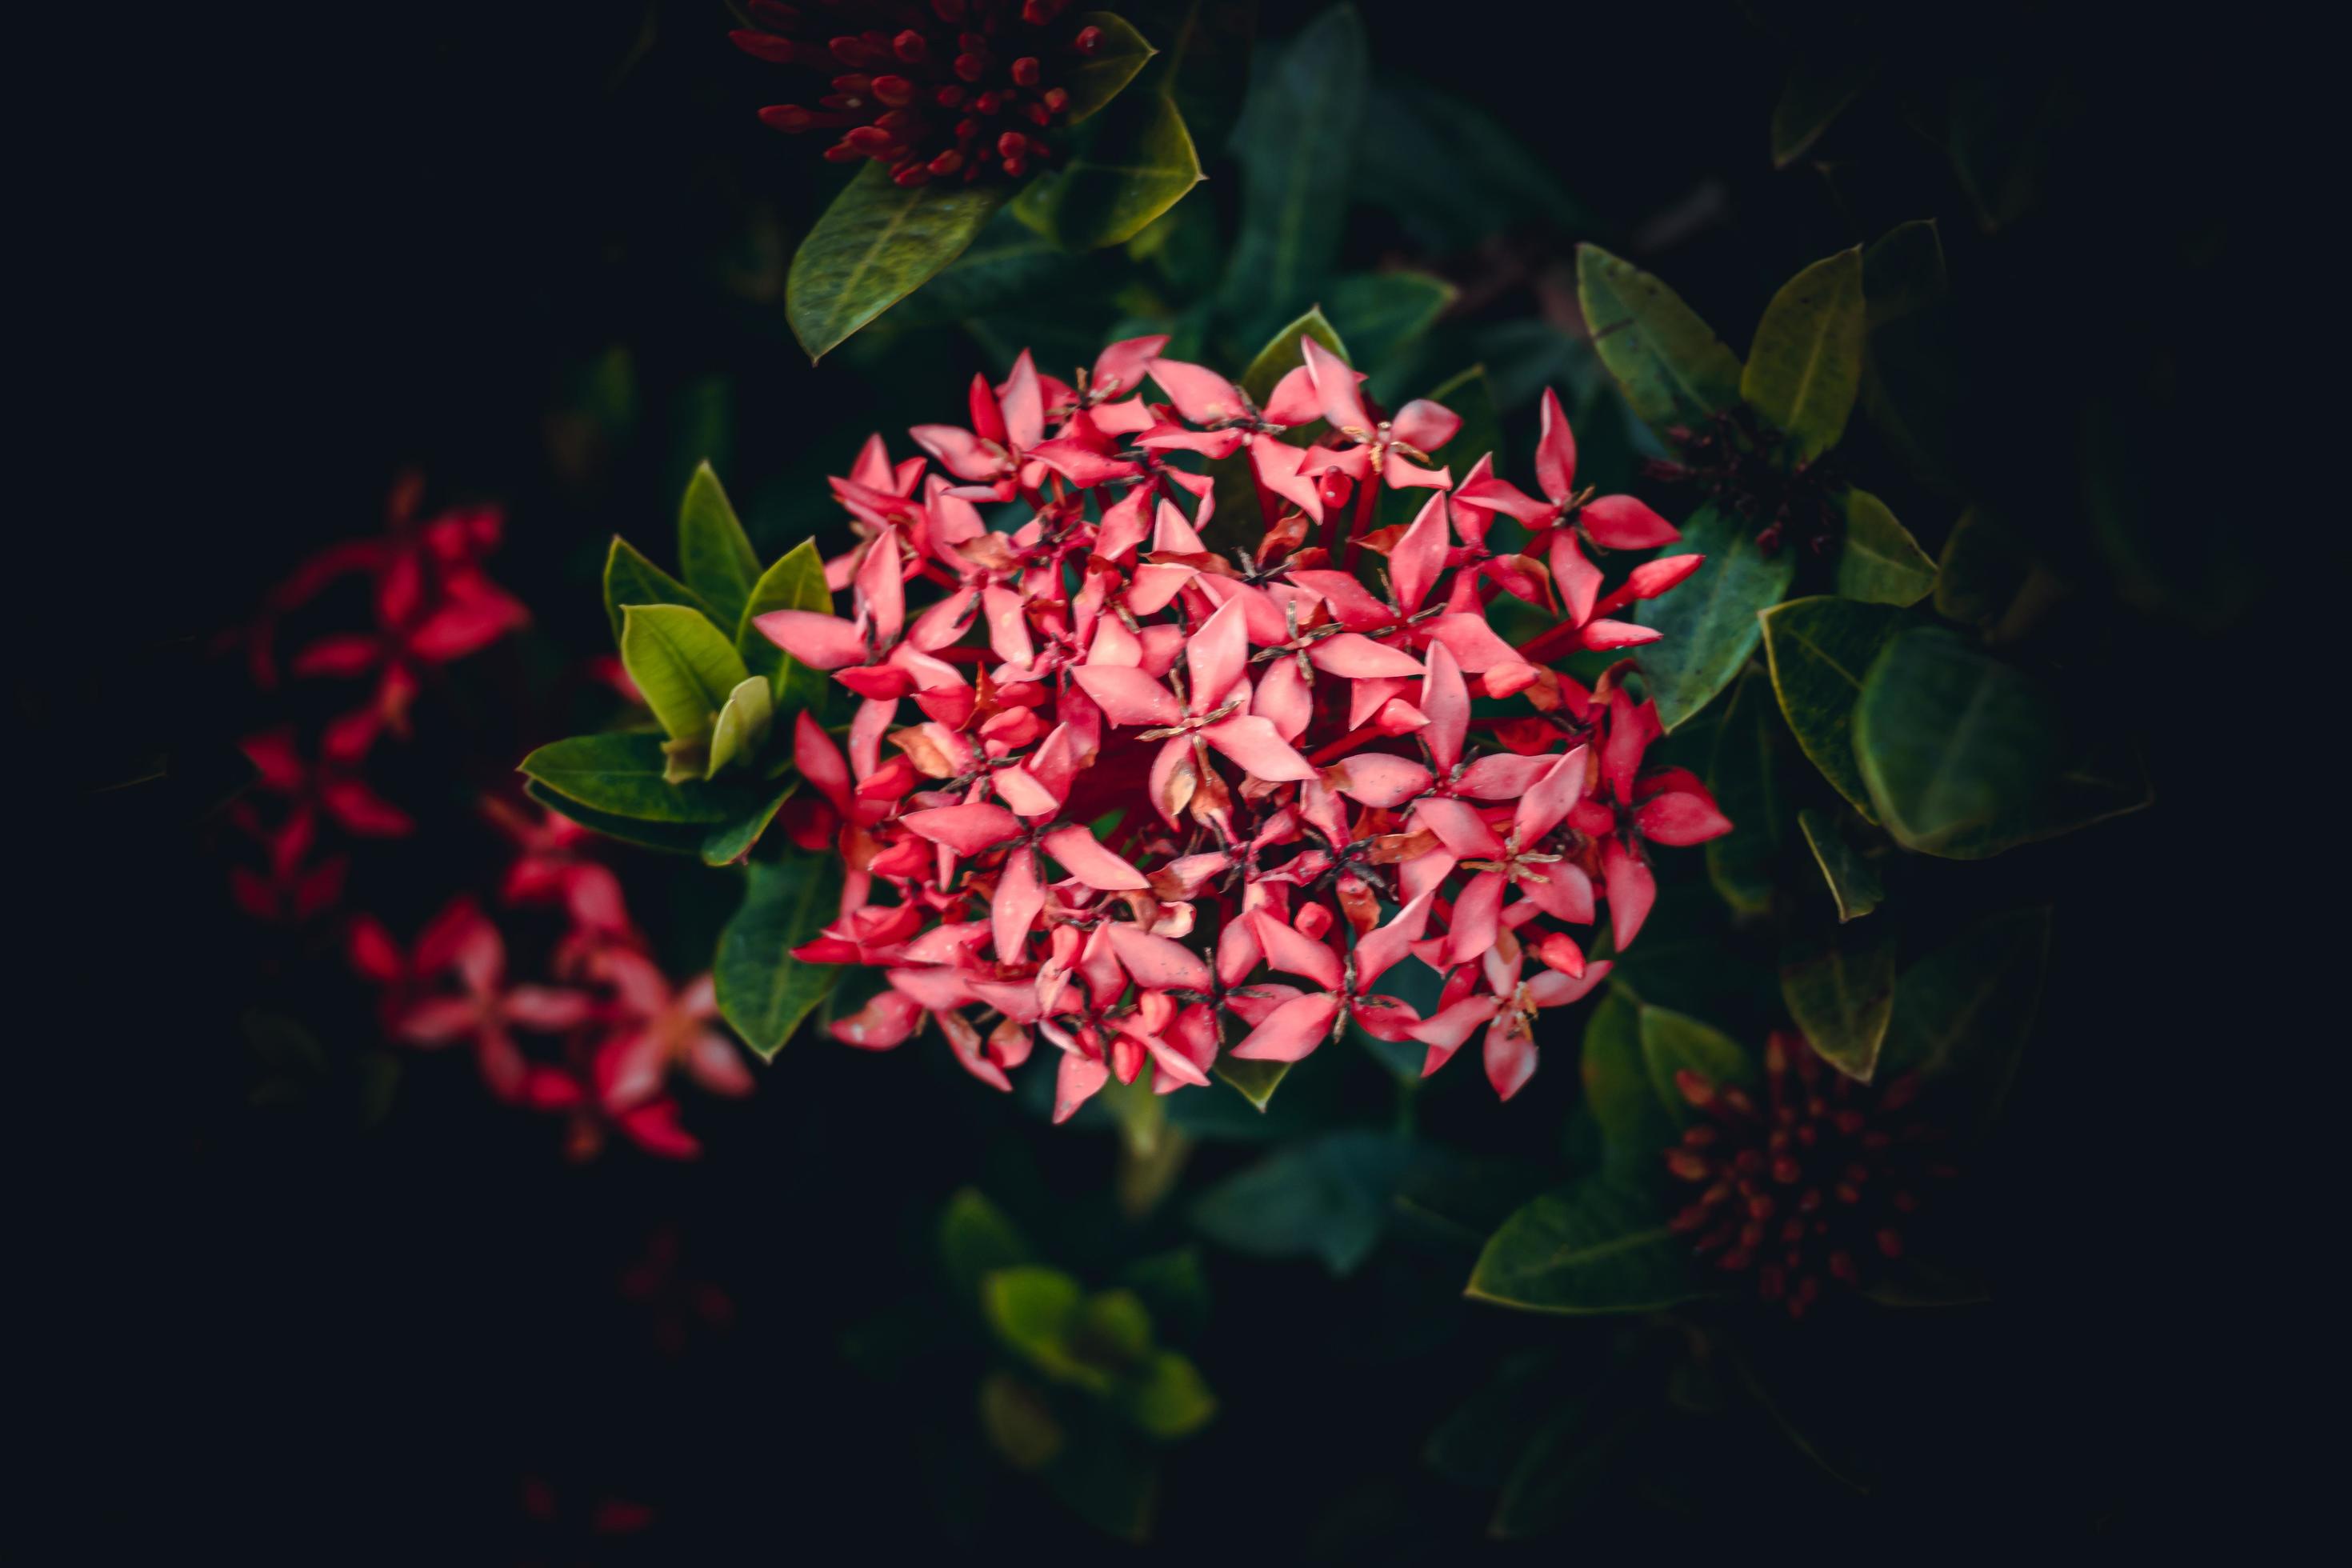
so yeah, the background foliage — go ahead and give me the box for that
[22,0,2279,1554]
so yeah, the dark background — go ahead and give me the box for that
[22,0,2277,1556]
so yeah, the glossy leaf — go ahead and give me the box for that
[737,538,834,711]
[1880,908,2050,1130]
[1322,270,1455,370]
[787,163,1010,362]
[705,675,774,778]
[887,209,1084,327]
[1575,243,1743,433]
[1634,506,1798,730]
[1223,3,1368,333]
[1063,12,1157,122]
[1579,990,1671,1174]
[1638,1004,1756,1129]
[1187,1130,1414,1275]
[1466,1176,1701,1315]
[1758,595,1908,816]
[1834,486,1937,606]
[1705,665,1788,916]
[620,605,749,744]
[603,535,717,646]
[1778,925,1896,1082]
[699,780,794,866]
[1853,628,2064,858]
[940,1187,1035,1310]
[522,779,710,854]
[519,732,748,824]
[677,462,760,629]
[1016,88,1202,250]
[1741,247,1865,462]
[1797,807,1882,922]
[714,854,846,1058]
[1771,52,1877,168]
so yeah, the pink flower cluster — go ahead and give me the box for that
[761,335,1734,1113]
[348,802,748,1161]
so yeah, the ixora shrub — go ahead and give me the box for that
[526,326,1734,1114]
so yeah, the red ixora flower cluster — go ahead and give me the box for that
[732,0,1103,185]
[226,478,527,922]
[758,335,1733,1114]
[348,802,749,1161]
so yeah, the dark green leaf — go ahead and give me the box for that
[1705,665,1789,916]
[1741,247,1865,462]
[1117,1350,1217,1438]
[620,604,749,743]
[983,1266,1097,1386]
[787,163,1010,362]
[1238,303,1347,403]
[1490,1404,1638,1539]
[714,854,845,1058]
[603,536,716,647]
[1322,270,1455,370]
[979,1372,1066,1470]
[1881,908,2049,1130]
[1354,73,1592,251]
[1015,89,1202,250]
[1633,506,1798,730]
[1638,1004,1756,1128]
[519,732,747,824]
[1118,1247,1210,1343]
[677,462,760,628]
[1854,628,2065,858]
[1063,13,1158,122]
[1933,506,2034,632]
[1579,990,1671,1174]
[1778,924,1896,1082]
[522,780,710,854]
[1223,3,1367,333]
[1834,486,1936,606]
[1575,243,1742,433]
[886,207,1086,326]
[1187,1130,1414,1275]
[1797,807,1882,922]
[699,780,794,866]
[1466,1176,1702,1315]
[1424,365,1499,480]
[736,538,834,712]
[1758,595,1908,816]
[1862,218,1946,329]
[1770,52,1877,168]
[940,1187,1035,1310]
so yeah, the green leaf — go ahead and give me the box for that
[787,163,1010,362]
[1015,88,1203,251]
[1797,808,1882,922]
[1638,1004,1756,1129]
[1223,3,1368,333]
[1633,506,1798,730]
[1770,52,1877,168]
[1187,1130,1414,1275]
[519,732,747,824]
[1575,243,1743,433]
[714,854,846,1058]
[1354,74,1592,252]
[1322,270,1455,370]
[700,780,794,866]
[1834,486,1937,606]
[886,207,1086,327]
[620,604,750,743]
[979,1372,1066,1470]
[1881,908,2050,1130]
[1853,628,2066,858]
[983,1267,1096,1386]
[736,538,834,712]
[676,462,760,629]
[1579,990,1671,1174]
[1118,1248,1210,1343]
[1740,247,1866,462]
[940,1188,1035,1311]
[1466,1176,1702,1315]
[1490,1404,1638,1539]
[705,675,774,778]
[1204,306,1349,555]
[603,536,717,647]
[522,780,710,854]
[1238,304,1348,403]
[1424,365,1500,479]
[1862,218,1947,329]
[1778,925,1896,1082]
[1117,1351,1217,1439]
[1758,595,1908,816]
[1704,666,1789,916]
[1063,13,1158,121]
[1933,507,2034,632]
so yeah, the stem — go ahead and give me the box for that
[1309,722,1385,766]
[1341,466,1378,574]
